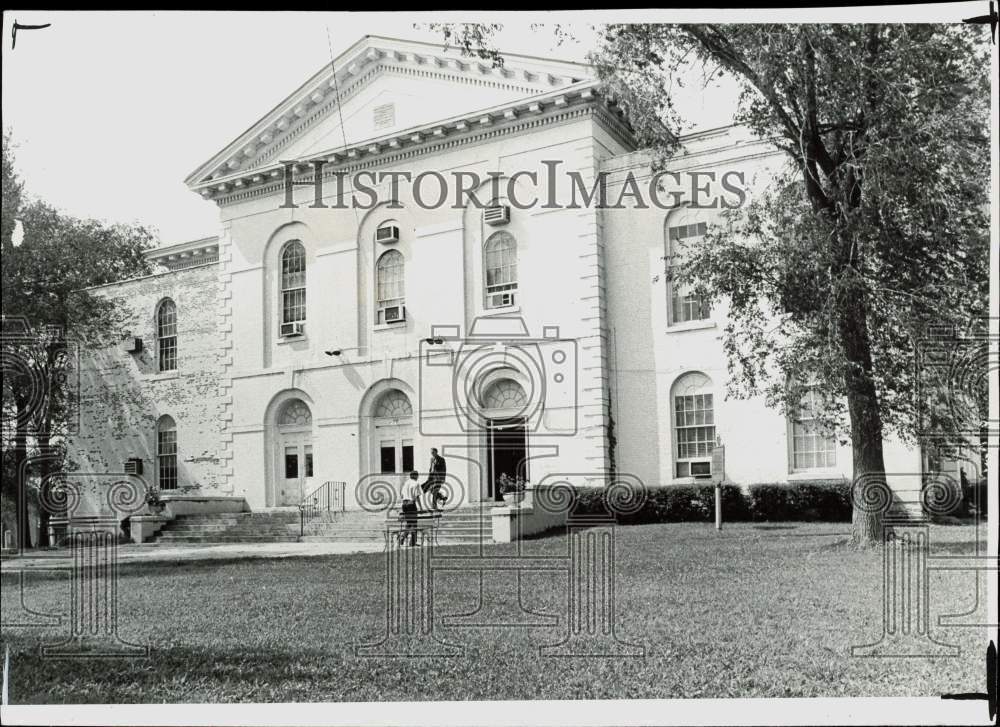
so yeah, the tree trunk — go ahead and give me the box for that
[838,287,888,547]
[35,431,52,548]
[13,398,33,550]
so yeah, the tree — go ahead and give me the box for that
[435,24,991,546]
[1,133,156,548]
[2,129,23,249]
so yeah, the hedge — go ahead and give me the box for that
[569,480,851,523]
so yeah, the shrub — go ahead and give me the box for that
[747,483,795,521]
[570,484,750,523]
[568,480,850,524]
[747,480,851,522]
[962,477,988,518]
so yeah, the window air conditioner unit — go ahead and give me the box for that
[690,461,712,478]
[383,305,406,323]
[487,291,516,309]
[122,336,142,354]
[124,458,143,475]
[280,322,305,338]
[484,205,510,227]
[375,225,400,244]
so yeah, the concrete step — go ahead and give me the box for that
[167,525,297,534]
[299,534,489,544]
[155,536,300,544]
[152,507,495,545]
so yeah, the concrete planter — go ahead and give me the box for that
[490,483,573,543]
[130,515,172,544]
[159,494,249,518]
[501,491,526,507]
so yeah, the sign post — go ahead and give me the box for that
[711,441,725,531]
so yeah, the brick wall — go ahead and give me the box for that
[68,262,225,494]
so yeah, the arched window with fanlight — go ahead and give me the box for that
[157,415,178,490]
[156,299,177,372]
[375,249,405,324]
[372,388,414,474]
[280,241,306,330]
[671,372,715,479]
[484,231,518,309]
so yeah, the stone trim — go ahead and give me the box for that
[208,103,620,207]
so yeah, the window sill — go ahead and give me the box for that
[145,370,179,381]
[480,304,521,317]
[787,470,843,481]
[374,321,407,331]
[276,335,308,346]
[668,477,715,486]
[666,320,716,333]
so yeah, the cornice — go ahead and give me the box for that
[186,38,592,188]
[146,237,221,270]
[198,83,635,208]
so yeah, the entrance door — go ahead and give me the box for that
[279,434,314,506]
[486,418,527,501]
[378,437,414,487]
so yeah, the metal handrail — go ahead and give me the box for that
[299,480,346,536]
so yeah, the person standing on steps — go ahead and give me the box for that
[425,447,448,511]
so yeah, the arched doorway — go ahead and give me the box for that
[371,388,414,490]
[275,398,314,506]
[480,378,529,501]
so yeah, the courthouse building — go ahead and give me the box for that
[70,35,932,518]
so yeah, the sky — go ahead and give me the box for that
[2,11,741,245]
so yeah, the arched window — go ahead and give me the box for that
[789,389,837,471]
[374,389,413,420]
[484,231,518,309]
[481,379,527,411]
[280,241,306,327]
[277,399,312,428]
[375,249,405,324]
[157,415,178,490]
[156,299,177,372]
[666,220,710,325]
[671,372,715,478]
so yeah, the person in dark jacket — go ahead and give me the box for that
[425,448,448,511]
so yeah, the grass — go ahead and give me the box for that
[0,521,990,703]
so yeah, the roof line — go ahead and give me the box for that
[193,80,609,191]
[361,34,593,70]
[185,35,594,186]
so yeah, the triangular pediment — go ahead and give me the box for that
[186,36,595,188]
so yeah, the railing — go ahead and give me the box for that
[299,480,346,537]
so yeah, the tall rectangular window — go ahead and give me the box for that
[484,231,518,308]
[791,389,837,470]
[668,222,710,325]
[281,241,307,325]
[157,419,178,490]
[376,250,405,324]
[156,299,177,372]
[401,441,414,473]
[284,447,299,479]
[674,391,715,478]
[380,442,396,473]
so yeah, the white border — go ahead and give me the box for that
[1,5,996,726]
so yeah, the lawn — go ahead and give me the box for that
[0,521,990,703]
